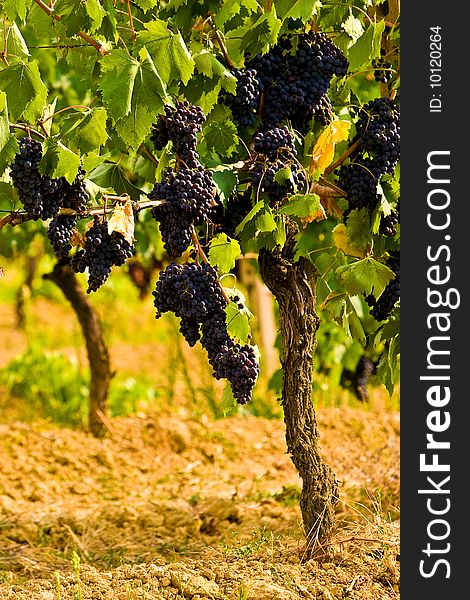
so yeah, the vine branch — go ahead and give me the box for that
[32,0,109,55]
[9,123,46,140]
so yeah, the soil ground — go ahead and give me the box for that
[0,407,400,599]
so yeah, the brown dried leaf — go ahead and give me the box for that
[108,200,135,245]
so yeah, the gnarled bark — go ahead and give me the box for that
[44,262,111,437]
[259,248,339,549]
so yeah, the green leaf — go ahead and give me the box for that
[215,0,259,27]
[274,167,293,186]
[88,162,143,200]
[256,206,277,233]
[0,61,47,123]
[114,51,166,149]
[274,0,322,20]
[221,382,237,416]
[183,75,223,114]
[241,11,282,56]
[54,0,106,35]
[0,21,30,60]
[1,0,32,21]
[204,105,238,157]
[226,303,251,343]
[347,21,385,71]
[193,50,237,94]
[208,233,241,274]
[278,193,324,221]
[0,92,18,177]
[99,49,140,122]
[61,108,109,155]
[235,199,264,235]
[336,257,395,298]
[38,138,81,184]
[137,20,195,85]
[211,166,238,203]
[132,0,158,11]
[345,208,372,248]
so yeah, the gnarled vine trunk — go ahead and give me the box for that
[259,247,339,550]
[44,262,111,437]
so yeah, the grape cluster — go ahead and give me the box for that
[221,68,261,127]
[10,138,61,220]
[71,216,134,293]
[10,138,90,258]
[379,207,399,237]
[337,97,400,221]
[47,215,77,258]
[372,54,393,83]
[365,252,400,321]
[151,101,205,168]
[149,166,214,257]
[341,356,375,402]
[248,32,348,131]
[153,263,259,404]
[253,126,295,158]
[210,190,253,239]
[251,159,306,201]
[336,158,382,212]
[356,97,400,174]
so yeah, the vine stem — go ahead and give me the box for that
[324,139,360,176]
[0,198,166,230]
[32,0,109,55]
[191,225,231,305]
[208,16,235,69]
[40,104,92,124]
[9,123,46,140]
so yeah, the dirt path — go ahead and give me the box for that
[0,408,399,599]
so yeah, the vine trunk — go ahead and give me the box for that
[44,262,111,437]
[259,247,339,550]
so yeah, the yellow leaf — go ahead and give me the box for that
[310,120,351,176]
[300,206,326,226]
[333,223,366,259]
[108,200,135,245]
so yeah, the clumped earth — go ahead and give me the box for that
[0,407,400,599]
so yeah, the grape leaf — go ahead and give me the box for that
[183,74,223,114]
[53,0,106,35]
[132,0,158,11]
[113,49,167,149]
[208,233,241,274]
[274,0,322,20]
[215,0,259,27]
[0,92,18,177]
[38,138,81,184]
[88,162,143,200]
[99,49,140,122]
[108,200,135,245]
[347,21,386,71]
[336,257,395,298]
[235,200,263,232]
[0,21,30,60]
[320,292,366,346]
[256,206,277,233]
[211,165,238,203]
[61,107,109,155]
[226,302,250,343]
[0,0,31,21]
[137,20,195,85]
[193,50,237,94]
[204,105,238,157]
[221,382,237,415]
[0,60,47,123]
[278,193,325,222]
[342,208,371,249]
[310,119,351,177]
[240,11,282,56]
[333,224,366,259]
